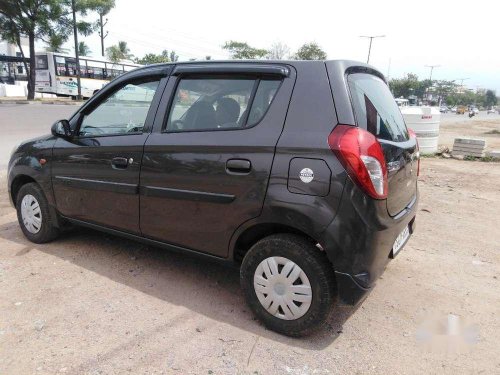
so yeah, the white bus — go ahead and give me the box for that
[35,52,141,98]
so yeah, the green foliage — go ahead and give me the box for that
[78,41,91,56]
[293,42,327,60]
[169,50,179,62]
[45,31,68,52]
[223,40,268,59]
[135,50,170,64]
[446,91,479,106]
[106,40,133,62]
[485,90,497,107]
[389,73,432,99]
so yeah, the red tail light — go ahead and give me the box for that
[408,128,420,176]
[328,125,388,199]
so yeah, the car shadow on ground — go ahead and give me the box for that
[0,220,361,350]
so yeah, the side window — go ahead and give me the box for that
[165,77,281,132]
[348,73,409,142]
[79,79,160,137]
[247,80,281,126]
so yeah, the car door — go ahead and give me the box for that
[140,64,295,257]
[51,75,166,234]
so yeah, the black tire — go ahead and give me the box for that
[16,183,60,243]
[240,234,336,337]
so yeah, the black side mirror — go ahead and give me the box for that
[51,119,72,138]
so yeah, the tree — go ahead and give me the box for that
[169,50,179,62]
[389,73,432,99]
[293,42,327,60]
[45,31,68,52]
[267,42,290,60]
[78,41,91,56]
[485,90,497,107]
[0,0,114,99]
[135,50,170,65]
[222,40,268,59]
[106,40,133,62]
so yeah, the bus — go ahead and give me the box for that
[34,52,141,98]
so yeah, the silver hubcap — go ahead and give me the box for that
[20,194,42,234]
[254,256,312,320]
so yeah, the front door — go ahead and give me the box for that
[140,67,295,256]
[51,77,164,234]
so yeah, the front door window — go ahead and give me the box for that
[79,79,160,137]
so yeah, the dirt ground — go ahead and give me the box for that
[1,122,500,374]
[440,116,500,151]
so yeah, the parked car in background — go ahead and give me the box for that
[451,106,457,113]
[8,60,419,336]
[487,107,496,114]
[439,106,448,113]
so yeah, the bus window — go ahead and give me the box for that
[54,56,66,76]
[66,58,77,77]
[36,55,48,70]
[87,61,106,79]
[106,63,124,78]
[87,66,105,79]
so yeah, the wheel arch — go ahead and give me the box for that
[231,222,325,264]
[10,174,37,208]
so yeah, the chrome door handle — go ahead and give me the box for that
[111,157,129,169]
[226,159,251,174]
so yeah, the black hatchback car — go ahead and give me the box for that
[8,60,418,336]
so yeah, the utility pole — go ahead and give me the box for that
[425,64,441,81]
[98,13,109,57]
[360,35,385,64]
[71,0,82,100]
[455,77,469,87]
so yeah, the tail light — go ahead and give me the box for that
[408,128,420,176]
[328,125,388,199]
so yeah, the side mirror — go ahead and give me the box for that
[51,119,72,138]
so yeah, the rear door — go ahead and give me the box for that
[140,64,295,257]
[347,73,418,216]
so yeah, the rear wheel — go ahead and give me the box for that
[240,234,336,337]
[16,183,59,243]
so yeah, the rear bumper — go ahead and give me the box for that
[322,179,418,305]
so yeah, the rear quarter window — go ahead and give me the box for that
[348,73,408,142]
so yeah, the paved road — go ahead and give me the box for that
[441,111,500,123]
[0,104,79,169]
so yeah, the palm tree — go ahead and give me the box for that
[78,41,91,56]
[106,40,133,62]
[118,41,133,59]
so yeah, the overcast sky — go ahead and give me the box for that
[55,0,500,92]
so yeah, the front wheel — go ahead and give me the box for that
[240,234,336,337]
[16,183,59,243]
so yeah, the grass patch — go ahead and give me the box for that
[463,155,499,162]
[485,129,500,135]
[420,153,438,158]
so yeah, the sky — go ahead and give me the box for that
[51,0,500,92]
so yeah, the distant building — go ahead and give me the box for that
[0,38,30,83]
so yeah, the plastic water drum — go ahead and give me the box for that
[400,106,441,154]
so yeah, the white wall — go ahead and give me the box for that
[0,38,29,57]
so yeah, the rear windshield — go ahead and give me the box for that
[348,73,408,142]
